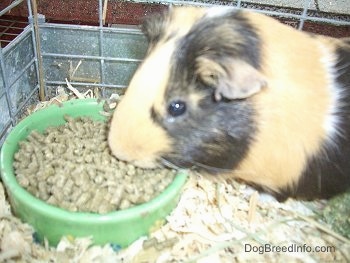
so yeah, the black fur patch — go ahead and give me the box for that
[178,11,262,72]
[141,10,170,50]
[280,43,350,200]
[150,10,260,172]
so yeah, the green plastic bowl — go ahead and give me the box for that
[0,98,187,247]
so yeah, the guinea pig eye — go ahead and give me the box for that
[168,100,187,117]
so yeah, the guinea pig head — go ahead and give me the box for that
[108,7,267,171]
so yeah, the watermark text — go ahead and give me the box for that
[245,243,336,255]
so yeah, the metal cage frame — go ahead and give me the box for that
[0,0,349,146]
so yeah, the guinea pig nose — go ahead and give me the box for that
[168,100,187,117]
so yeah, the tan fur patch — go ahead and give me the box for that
[233,11,336,192]
[108,6,209,167]
[108,40,176,167]
[168,6,207,36]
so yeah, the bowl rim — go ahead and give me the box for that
[0,98,188,223]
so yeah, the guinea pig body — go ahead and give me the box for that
[108,6,350,201]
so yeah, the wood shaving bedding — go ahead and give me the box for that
[1,175,349,262]
[1,83,349,262]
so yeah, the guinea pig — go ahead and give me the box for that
[108,6,350,201]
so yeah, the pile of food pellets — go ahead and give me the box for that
[13,115,176,213]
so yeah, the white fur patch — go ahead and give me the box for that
[205,6,235,19]
[319,43,343,142]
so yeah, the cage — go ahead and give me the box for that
[0,0,349,261]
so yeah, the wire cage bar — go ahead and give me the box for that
[0,0,349,146]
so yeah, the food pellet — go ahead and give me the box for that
[13,115,176,213]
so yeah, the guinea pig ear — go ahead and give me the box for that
[195,57,267,101]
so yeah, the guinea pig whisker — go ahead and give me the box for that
[159,157,184,170]
[335,59,350,72]
[193,162,258,181]
[161,153,255,176]
[190,161,232,173]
